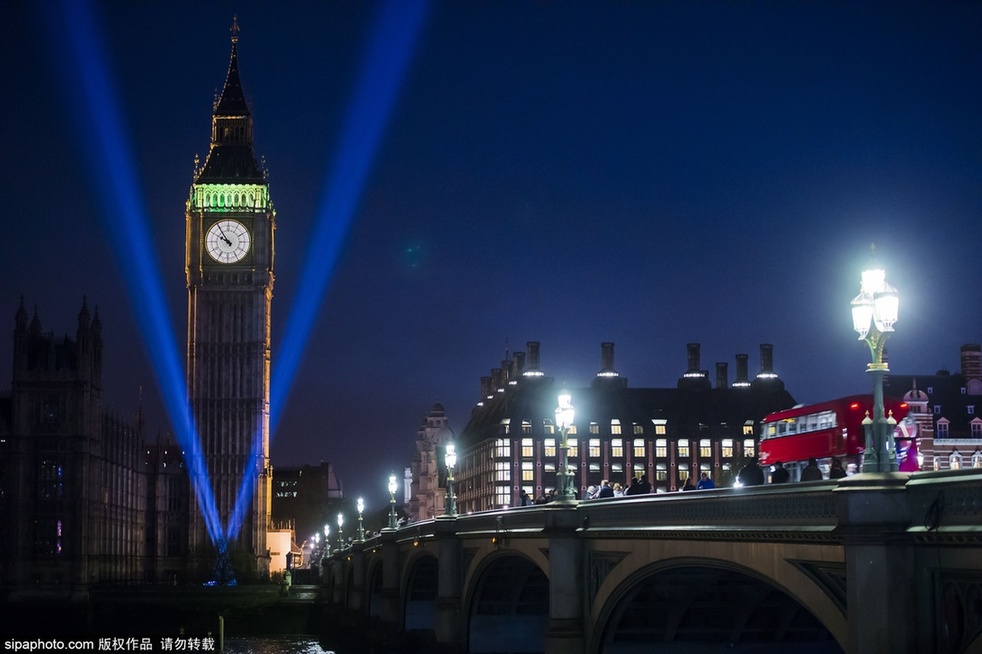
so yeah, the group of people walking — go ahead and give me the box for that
[736,455,848,486]
[517,456,850,505]
[584,475,654,499]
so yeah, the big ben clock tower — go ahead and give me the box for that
[186,20,273,578]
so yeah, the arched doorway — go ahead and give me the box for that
[468,554,549,653]
[599,565,843,653]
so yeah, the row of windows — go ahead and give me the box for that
[501,419,676,436]
[762,410,836,439]
[500,438,754,460]
[934,417,982,438]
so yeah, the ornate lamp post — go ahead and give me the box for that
[323,525,330,556]
[444,441,458,516]
[357,497,366,541]
[336,512,344,550]
[555,390,576,501]
[851,259,900,472]
[387,473,398,529]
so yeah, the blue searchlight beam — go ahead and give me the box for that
[227,0,431,541]
[56,0,224,545]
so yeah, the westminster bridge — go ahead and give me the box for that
[321,469,982,653]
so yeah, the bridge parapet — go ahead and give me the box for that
[324,471,982,653]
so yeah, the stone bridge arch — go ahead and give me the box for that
[403,551,439,633]
[366,557,384,618]
[463,549,551,653]
[592,557,845,652]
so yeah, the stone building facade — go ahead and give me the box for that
[455,341,796,513]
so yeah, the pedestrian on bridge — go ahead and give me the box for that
[800,458,823,481]
[697,472,716,489]
[737,456,765,486]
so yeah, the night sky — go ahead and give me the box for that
[3,2,981,507]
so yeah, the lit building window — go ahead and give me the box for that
[611,462,623,473]
[611,420,622,435]
[568,425,577,435]
[502,418,511,434]
[743,439,756,457]
[522,420,532,435]
[589,463,601,472]
[589,439,601,457]
[522,461,534,482]
[544,438,556,458]
[633,439,645,458]
[495,461,510,482]
[721,439,733,458]
[677,439,690,458]
[494,438,511,458]
[654,420,667,436]
[495,489,511,507]
[742,423,754,436]
[568,438,578,457]
[544,420,555,434]
[699,439,712,458]
[589,423,600,435]
[544,462,556,472]
[655,439,667,458]
[611,439,623,457]
[655,463,668,481]
[678,463,690,481]
[522,438,533,458]
[633,423,644,435]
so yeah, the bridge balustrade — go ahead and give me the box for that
[320,470,982,653]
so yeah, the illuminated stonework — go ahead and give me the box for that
[190,183,270,212]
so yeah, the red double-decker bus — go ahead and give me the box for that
[758,394,910,478]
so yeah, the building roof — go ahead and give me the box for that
[459,374,795,449]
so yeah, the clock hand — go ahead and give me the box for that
[216,223,233,246]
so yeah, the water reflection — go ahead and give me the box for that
[222,636,332,654]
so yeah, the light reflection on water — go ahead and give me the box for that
[222,636,333,654]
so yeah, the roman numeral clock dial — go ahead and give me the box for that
[205,219,251,263]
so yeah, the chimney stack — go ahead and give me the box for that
[685,343,702,377]
[597,342,619,377]
[716,362,728,389]
[527,341,541,371]
[734,354,751,387]
[756,343,777,379]
[961,344,982,382]
[513,351,526,377]
[491,368,503,393]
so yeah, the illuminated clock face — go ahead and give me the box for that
[205,219,251,263]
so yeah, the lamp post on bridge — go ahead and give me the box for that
[851,254,900,472]
[337,512,344,551]
[444,441,458,516]
[555,390,576,502]
[387,473,398,529]
[357,497,366,541]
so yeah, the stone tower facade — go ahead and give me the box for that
[185,22,274,578]
[2,299,145,591]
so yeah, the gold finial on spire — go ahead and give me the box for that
[230,15,240,45]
